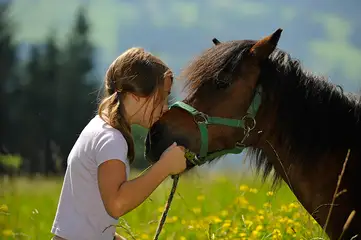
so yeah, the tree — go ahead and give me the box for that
[54,6,98,172]
[0,2,17,154]
[41,30,60,175]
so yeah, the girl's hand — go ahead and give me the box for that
[159,142,187,175]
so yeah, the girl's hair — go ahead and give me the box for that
[97,47,171,164]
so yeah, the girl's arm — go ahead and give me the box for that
[98,143,186,218]
[98,158,169,218]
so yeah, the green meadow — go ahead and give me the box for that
[1,170,325,240]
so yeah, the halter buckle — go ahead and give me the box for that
[241,114,256,131]
[194,112,209,124]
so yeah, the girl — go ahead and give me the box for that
[51,47,187,240]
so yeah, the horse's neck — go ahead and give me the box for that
[259,125,360,239]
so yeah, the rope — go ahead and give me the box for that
[153,174,180,240]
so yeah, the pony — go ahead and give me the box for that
[144,28,361,239]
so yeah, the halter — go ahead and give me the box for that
[169,85,262,166]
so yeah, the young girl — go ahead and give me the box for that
[51,47,187,240]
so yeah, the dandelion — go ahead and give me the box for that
[293,212,301,219]
[249,188,258,193]
[231,227,238,234]
[272,229,282,239]
[235,196,249,205]
[192,208,201,214]
[220,210,228,217]
[208,215,222,223]
[196,195,205,201]
[222,221,231,228]
[256,215,265,222]
[289,202,299,209]
[180,237,186,240]
[286,227,294,235]
[280,204,288,212]
[244,219,253,228]
[239,233,247,237]
[251,230,259,237]
[140,233,149,239]
[255,225,263,231]
[266,191,274,196]
[239,184,249,192]
[248,205,255,212]
[0,204,8,212]
[2,229,13,237]
[166,216,178,223]
[263,202,271,208]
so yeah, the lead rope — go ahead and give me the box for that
[153,174,180,240]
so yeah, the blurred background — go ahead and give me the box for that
[1,0,361,177]
[1,1,361,239]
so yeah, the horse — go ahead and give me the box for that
[144,28,361,239]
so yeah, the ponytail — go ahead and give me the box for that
[98,92,135,164]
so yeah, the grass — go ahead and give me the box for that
[0,169,326,240]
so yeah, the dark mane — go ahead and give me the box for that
[181,40,361,185]
[182,40,254,98]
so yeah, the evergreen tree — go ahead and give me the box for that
[0,2,17,154]
[42,30,60,175]
[55,6,98,172]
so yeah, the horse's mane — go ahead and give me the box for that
[181,40,361,185]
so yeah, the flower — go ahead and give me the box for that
[266,191,274,196]
[239,184,249,192]
[197,195,205,201]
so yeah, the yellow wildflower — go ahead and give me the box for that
[222,222,231,228]
[280,204,288,212]
[2,229,13,237]
[248,205,255,211]
[208,215,222,223]
[140,234,149,239]
[263,202,271,208]
[196,195,205,201]
[192,208,201,214]
[266,191,274,196]
[256,215,265,221]
[220,210,228,217]
[255,225,263,231]
[286,227,294,235]
[239,184,249,192]
[251,230,259,237]
[293,212,301,219]
[272,229,282,239]
[244,219,253,228]
[235,196,249,205]
[0,204,8,212]
[166,216,178,223]
[249,188,258,193]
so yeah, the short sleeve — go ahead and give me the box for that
[94,130,129,168]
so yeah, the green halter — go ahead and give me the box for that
[169,85,262,166]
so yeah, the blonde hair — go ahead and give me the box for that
[98,47,171,163]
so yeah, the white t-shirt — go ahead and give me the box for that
[51,115,130,240]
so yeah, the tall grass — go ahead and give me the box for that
[1,169,325,240]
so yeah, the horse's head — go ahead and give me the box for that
[145,28,283,169]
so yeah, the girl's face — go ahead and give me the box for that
[138,73,173,128]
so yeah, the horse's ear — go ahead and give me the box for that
[212,38,221,45]
[250,28,283,61]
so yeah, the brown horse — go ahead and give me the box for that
[145,29,361,239]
